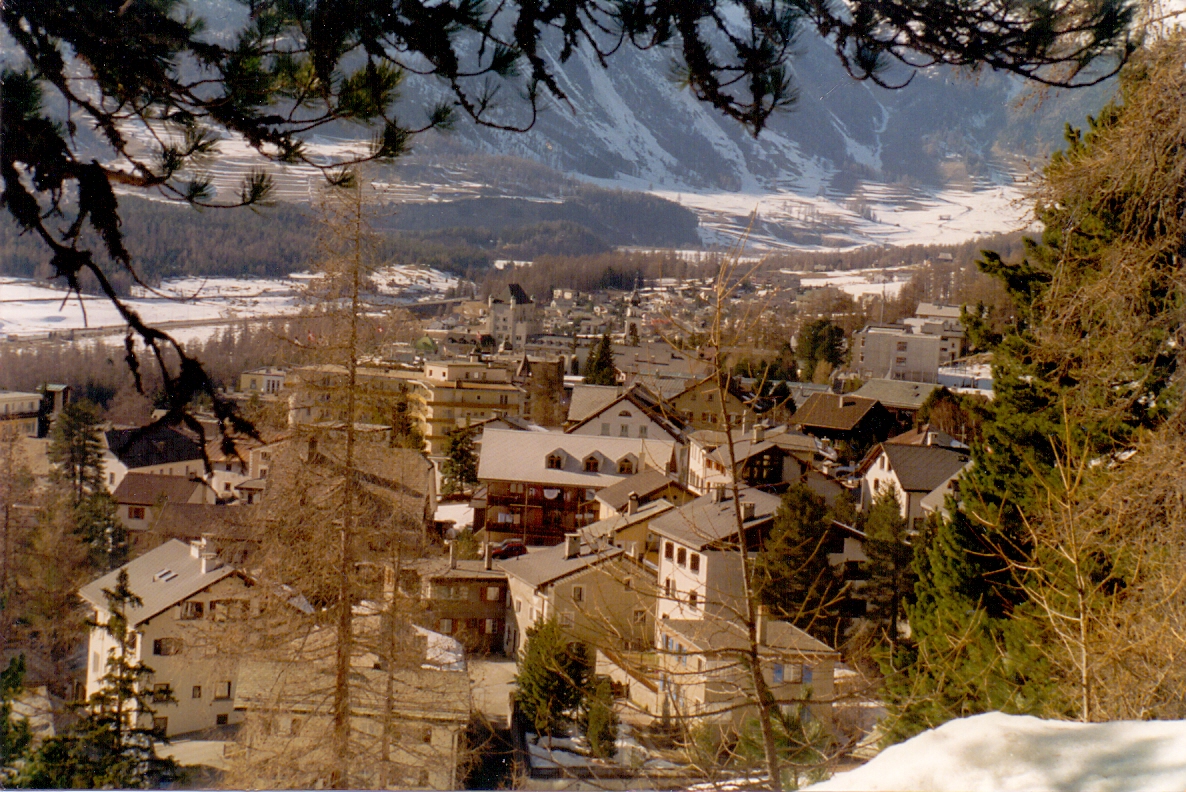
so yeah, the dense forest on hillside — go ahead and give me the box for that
[0,186,698,292]
[760,231,1034,272]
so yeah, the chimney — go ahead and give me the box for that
[564,533,581,560]
[626,492,639,516]
[752,424,765,443]
[756,605,769,645]
[449,540,457,570]
[741,501,756,521]
[484,541,493,571]
[711,484,725,503]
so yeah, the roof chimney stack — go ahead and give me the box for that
[564,533,581,560]
[752,424,765,443]
[626,491,639,516]
[711,484,725,504]
[484,541,493,571]
[756,605,769,645]
[449,540,457,570]
[741,501,756,521]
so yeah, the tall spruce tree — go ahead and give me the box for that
[47,401,105,507]
[21,571,178,789]
[883,37,1186,739]
[440,428,478,496]
[0,657,32,784]
[754,484,847,647]
[514,618,591,738]
[862,491,914,652]
[583,332,616,386]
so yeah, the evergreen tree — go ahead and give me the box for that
[47,400,105,507]
[795,321,844,382]
[754,484,846,647]
[583,331,616,386]
[0,656,32,784]
[515,618,591,737]
[582,677,618,759]
[20,571,177,788]
[440,428,478,496]
[73,491,128,573]
[626,324,640,347]
[862,491,914,652]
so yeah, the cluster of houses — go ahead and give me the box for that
[0,283,993,786]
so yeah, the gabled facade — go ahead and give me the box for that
[486,283,539,350]
[664,375,757,432]
[498,533,655,657]
[476,429,676,544]
[565,384,684,445]
[858,442,971,529]
[406,551,508,655]
[79,539,252,737]
[103,426,207,493]
[111,473,210,535]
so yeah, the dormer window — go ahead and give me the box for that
[583,455,600,473]
[618,459,635,475]
[546,453,564,470]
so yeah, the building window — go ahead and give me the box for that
[572,585,584,603]
[803,666,813,685]
[152,684,172,703]
[192,685,202,699]
[439,618,454,633]
[664,542,674,560]
[617,459,634,475]
[485,618,497,634]
[546,453,563,469]
[600,423,610,436]
[485,586,501,602]
[638,426,648,438]
[153,717,168,736]
[773,664,784,684]
[128,506,145,520]
[153,638,182,656]
[514,599,521,613]
[895,356,907,365]
[677,547,686,567]
[559,611,574,627]
[633,608,647,624]
[664,578,672,597]
[689,553,700,573]
[179,601,204,620]
[583,456,600,473]
[215,681,232,700]
[688,590,698,609]
[620,424,630,437]
[216,713,229,726]
[896,341,908,352]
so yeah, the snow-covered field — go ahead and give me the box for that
[0,264,462,340]
[807,712,1186,792]
[796,267,914,300]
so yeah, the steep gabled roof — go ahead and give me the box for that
[663,613,836,656]
[78,539,237,627]
[566,384,623,424]
[852,379,938,411]
[494,283,532,305]
[565,384,685,439]
[111,473,204,507]
[105,426,205,470]
[496,536,623,589]
[594,468,682,512]
[790,393,881,432]
[477,429,676,488]
[648,487,781,550]
[872,444,971,493]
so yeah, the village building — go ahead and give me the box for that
[664,375,758,432]
[789,393,894,453]
[565,384,685,445]
[687,425,821,494]
[79,539,253,737]
[0,391,42,437]
[850,378,940,431]
[475,429,677,544]
[593,468,694,520]
[111,473,212,538]
[486,283,540,350]
[849,321,965,384]
[498,532,655,657]
[238,367,287,395]
[405,547,508,655]
[858,442,972,529]
[103,425,206,493]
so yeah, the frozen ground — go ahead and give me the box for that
[0,264,461,339]
[806,712,1186,792]
[796,266,914,300]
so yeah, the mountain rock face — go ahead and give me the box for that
[398,30,1115,198]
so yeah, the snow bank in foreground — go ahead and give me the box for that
[806,712,1186,792]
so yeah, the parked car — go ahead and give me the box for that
[490,538,528,559]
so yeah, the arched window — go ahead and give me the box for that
[618,410,632,417]
[618,459,634,475]
[546,453,563,470]
[583,455,600,473]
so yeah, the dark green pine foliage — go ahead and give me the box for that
[514,618,591,738]
[47,400,106,507]
[754,484,846,647]
[862,490,914,652]
[582,677,618,759]
[74,490,129,572]
[20,571,178,789]
[583,331,617,386]
[440,427,479,496]
[883,87,1178,741]
[795,320,845,382]
[0,657,33,783]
